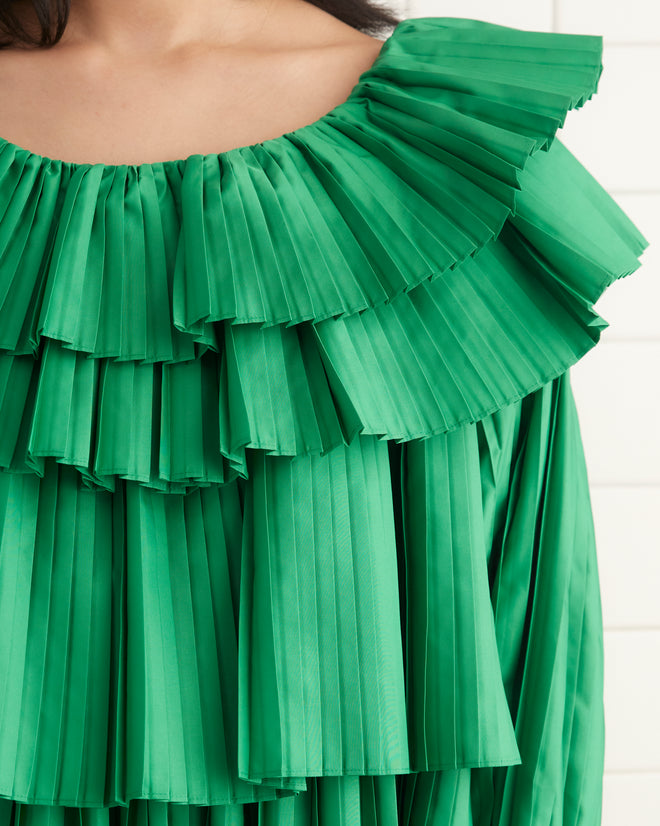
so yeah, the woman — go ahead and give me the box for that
[0,1,650,824]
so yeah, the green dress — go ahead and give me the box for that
[0,15,650,826]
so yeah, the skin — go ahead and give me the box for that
[0,0,386,165]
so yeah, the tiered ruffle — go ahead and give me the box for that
[0,14,650,825]
[0,374,607,822]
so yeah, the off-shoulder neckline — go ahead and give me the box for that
[0,23,401,174]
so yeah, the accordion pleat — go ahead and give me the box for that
[0,14,650,825]
[0,375,606,822]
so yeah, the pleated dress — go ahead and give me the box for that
[0,15,651,826]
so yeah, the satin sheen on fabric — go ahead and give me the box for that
[0,15,650,826]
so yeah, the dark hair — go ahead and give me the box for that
[0,0,402,50]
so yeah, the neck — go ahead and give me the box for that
[60,0,278,54]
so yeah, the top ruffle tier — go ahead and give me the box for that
[0,17,650,492]
[0,15,617,362]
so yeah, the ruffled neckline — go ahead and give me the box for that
[0,15,650,494]
[0,24,400,173]
[0,15,610,361]
[0,14,606,176]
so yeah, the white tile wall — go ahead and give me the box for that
[603,774,660,826]
[604,631,660,770]
[557,0,659,42]
[571,343,660,485]
[557,45,660,192]
[592,487,660,628]
[406,0,553,29]
[404,0,660,818]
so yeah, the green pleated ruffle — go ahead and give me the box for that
[0,374,606,822]
[0,13,650,825]
[0,18,648,494]
[0,133,648,493]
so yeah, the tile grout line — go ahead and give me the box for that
[604,190,660,196]
[605,41,660,47]
[590,481,660,487]
[604,627,660,633]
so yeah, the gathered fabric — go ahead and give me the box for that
[0,15,650,826]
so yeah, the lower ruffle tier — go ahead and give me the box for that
[0,371,604,824]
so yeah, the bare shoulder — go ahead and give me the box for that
[254,1,390,105]
[261,1,389,71]
[270,0,390,47]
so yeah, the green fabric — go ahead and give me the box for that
[0,14,650,825]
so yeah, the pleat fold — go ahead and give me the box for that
[400,426,521,770]
[237,438,410,786]
[0,464,292,808]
